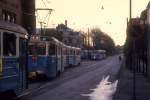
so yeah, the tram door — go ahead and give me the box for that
[19,38,27,91]
[57,46,61,73]
[60,47,64,72]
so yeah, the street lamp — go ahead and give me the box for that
[129,0,136,99]
[147,4,150,80]
[87,28,90,59]
[129,0,132,20]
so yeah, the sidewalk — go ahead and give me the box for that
[113,61,150,100]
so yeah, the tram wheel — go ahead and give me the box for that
[28,72,38,81]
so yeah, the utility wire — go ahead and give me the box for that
[45,0,51,4]
[41,0,47,7]
[41,0,50,7]
[46,13,51,27]
[35,11,42,23]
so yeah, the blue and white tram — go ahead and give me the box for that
[81,50,89,60]
[65,46,70,67]
[62,44,68,68]
[0,21,28,97]
[74,47,81,65]
[28,36,64,79]
[52,37,64,73]
[91,50,106,60]
[67,46,81,66]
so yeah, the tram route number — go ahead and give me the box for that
[0,59,2,75]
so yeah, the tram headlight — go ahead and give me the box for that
[25,34,28,39]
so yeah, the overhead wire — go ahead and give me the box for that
[35,11,42,23]
[45,0,51,4]
[36,0,53,30]
[41,0,47,7]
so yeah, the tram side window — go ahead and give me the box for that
[37,44,46,55]
[66,49,68,55]
[49,44,56,55]
[3,33,16,56]
[77,51,79,55]
[28,43,46,55]
[63,48,66,55]
[28,44,36,55]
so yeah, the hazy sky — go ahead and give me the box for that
[36,0,149,45]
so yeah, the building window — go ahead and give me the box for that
[3,32,16,56]
[2,13,6,20]
[11,14,16,23]
[12,16,15,23]
[8,15,10,22]
[2,10,16,23]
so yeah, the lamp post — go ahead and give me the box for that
[129,0,132,20]
[147,4,150,81]
[129,0,136,99]
[87,28,90,59]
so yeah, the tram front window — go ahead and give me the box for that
[28,43,46,55]
[28,44,36,55]
[3,32,16,56]
[49,44,56,55]
[37,44,46,55]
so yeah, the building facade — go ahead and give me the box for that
[56,22,83,48]
[62,30,83,48]
[147,1,150,80]
[0,0,36,34]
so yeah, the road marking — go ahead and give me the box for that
[82,76,118,100]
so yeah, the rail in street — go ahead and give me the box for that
[20,55,122,100]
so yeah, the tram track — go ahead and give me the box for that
[19,56,116,99]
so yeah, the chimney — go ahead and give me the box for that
[65,20,67,27]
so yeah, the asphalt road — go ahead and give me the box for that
[20,55,122,100]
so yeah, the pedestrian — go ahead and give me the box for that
[119,56,122,61]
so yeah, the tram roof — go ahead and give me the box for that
[97,50,106,53]
[51,37,65,46]
[66,45,81,50]
[29,36,81,50]
[0,21,28,35]
[82,49,106,53]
